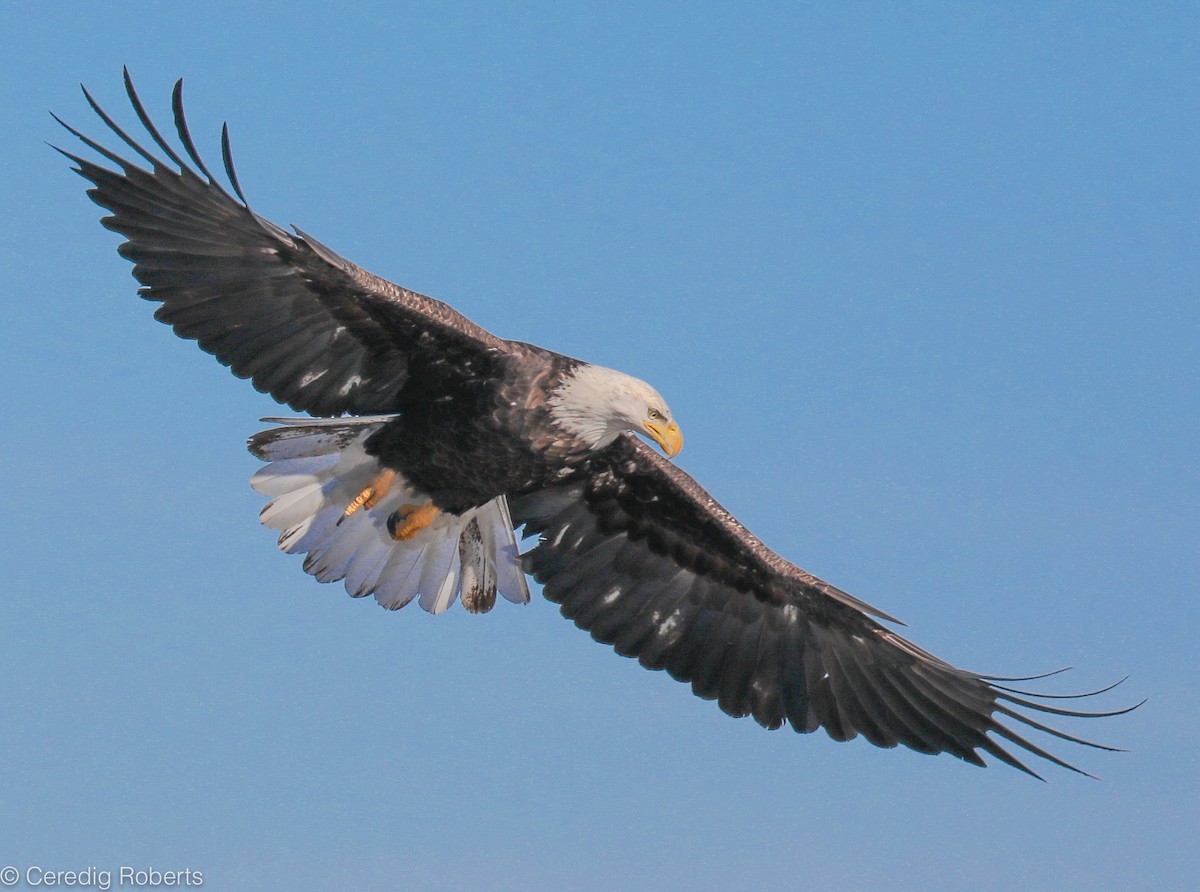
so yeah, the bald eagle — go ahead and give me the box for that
[56,72,1135,779]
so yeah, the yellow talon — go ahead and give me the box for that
[387,502,440,541]
[344,468,397,518]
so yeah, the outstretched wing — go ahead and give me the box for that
[511,435,1135,779]
[55,70,506,416]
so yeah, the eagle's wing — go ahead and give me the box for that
[54,71,506,416]
[511,435,1134,779]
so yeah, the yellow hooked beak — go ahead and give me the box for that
[645,419,683,458]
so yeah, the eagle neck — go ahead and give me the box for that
[546,362,631,451]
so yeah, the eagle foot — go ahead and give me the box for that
[343,468,397,519]
[387,502,440,541]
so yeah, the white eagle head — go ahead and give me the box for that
[548,363,682,457]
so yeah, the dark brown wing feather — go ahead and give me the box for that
[511,435,1136,779]
[54,70,506,416]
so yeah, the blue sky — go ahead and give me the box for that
[1,3,1196,890]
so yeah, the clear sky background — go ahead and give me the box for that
[1,3,1196,890]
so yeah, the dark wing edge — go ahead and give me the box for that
[53,69,507,416]
[510,436,1140,780]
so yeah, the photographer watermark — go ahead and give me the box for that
[0,865,202,888]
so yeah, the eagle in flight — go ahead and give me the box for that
[55,72,1135,779]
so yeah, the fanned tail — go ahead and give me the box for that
[248,417,530,613]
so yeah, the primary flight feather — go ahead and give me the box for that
[56,71,1136,778]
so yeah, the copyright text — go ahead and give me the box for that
[0,866,202,889]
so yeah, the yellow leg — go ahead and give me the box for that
[387,502,440,541]
[343,468,397,518]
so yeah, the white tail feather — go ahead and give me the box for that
[249,417,531,613]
